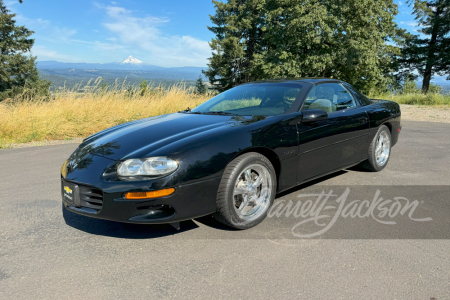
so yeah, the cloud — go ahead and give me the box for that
[31,45,74,61]
[13,14,77,43]
[98,4,210,67]
[4,0,19,7]
[54,27,77,41]
[70,39,127,52]
[400,21,418,27]
[14,14,52,29]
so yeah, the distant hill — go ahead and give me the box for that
[37,56,207,90]
[416,77,450,95]
[37,55,205,73]
[441,85,450,95]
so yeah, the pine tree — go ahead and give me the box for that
[259,0,403,94]
[204,0,402,93]
[400,74,421,94]
[203,0,265,92]
[400,0,450,94]
[0,0,50,100]
[195,75,207,94]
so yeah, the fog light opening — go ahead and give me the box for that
[130,205,176,221]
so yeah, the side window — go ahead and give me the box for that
[343,83,372,106]
[301,83,356,113]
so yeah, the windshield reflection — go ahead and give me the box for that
[192,83,302,116]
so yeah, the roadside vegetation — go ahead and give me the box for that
[1,0,449,148]
[371,92,450,106]
[0,81,210,148]
[1,79,449,148]
[370,79,450,105]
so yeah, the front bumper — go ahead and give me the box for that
[62,176,221,224]
[61,154,221,224]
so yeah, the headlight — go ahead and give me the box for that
[117,157,178,176]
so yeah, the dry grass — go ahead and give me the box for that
[0,80,210,148]
[2,79,450,149]
[370,92,450,106]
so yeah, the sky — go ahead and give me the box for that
[4,0,426,68]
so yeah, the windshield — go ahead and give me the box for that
[192,83,302,116]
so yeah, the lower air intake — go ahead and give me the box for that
[79,185,103,212]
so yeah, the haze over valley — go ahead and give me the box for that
[38,56,206,90]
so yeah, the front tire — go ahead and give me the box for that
[213,152,277,229]
[360,125,391,172]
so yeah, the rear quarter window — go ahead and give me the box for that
[344,84,373,106]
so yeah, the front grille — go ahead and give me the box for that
[79,185,103,212]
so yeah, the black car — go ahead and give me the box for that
[61,78,401,229]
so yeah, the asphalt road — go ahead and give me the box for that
[1,120,449,299]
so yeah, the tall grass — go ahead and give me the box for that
[0,79,210,148]
[370,92,450,106]
[1,79,450,148]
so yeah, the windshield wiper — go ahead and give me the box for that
[202,111,235,115]
[178,107,201,114]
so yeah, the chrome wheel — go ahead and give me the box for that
[232,164,272,221]
[375,131,390,166]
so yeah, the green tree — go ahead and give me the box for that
[400,0,450,94]
[195,75,207,94]
[139,78,148,96]
[400,74,420,94]
[98,77,108,90]
[0,0,50,100]
[203,0,265,92]
[204,0,402,93]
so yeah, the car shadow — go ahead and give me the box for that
[193,215,237,231]
[62,203,200,239]
[276,170,348,198]
[63,169,352,237]
[347,164,373,173]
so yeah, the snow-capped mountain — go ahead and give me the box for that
[121,55,143,65]
[36,56,206,80]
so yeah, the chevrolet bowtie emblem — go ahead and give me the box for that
[64,186,72,194]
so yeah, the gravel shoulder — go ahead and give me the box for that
[400,104,450,123]
[2,105,449,149]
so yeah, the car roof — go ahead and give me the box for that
[242,78,343,85]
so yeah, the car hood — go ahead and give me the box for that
[75,113,243,160]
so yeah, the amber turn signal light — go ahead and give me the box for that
[125,188,175,200]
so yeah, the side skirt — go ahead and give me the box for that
[276,160,364,194]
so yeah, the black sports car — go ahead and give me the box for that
[61,78,401,229]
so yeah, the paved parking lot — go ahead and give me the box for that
[0,120,449,299]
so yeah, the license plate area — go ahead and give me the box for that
[61,179,80,207]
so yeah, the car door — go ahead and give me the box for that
[296,82,370,183]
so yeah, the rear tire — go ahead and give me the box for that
[360,125,391,172]
[213,152,277,229]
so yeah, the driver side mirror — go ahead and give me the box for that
[301,109,328,123]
